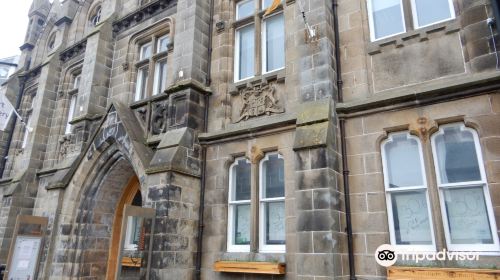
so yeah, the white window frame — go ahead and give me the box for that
[259,153,286,253]
[134,66,149,101]
[366,0,406,41]
[410,0,455,29]
[21,113,32,149]
[157,35,170,53]
[381,132,436,252]
[139,42,152,61]
[153,58,167,96]
[90,6,102,27]
[73,74,81,90]
[227,158,251,252]
[236,0,254,20]
[124,216,140,251]
[65,93,78,134]
[261,12,285,75]
[234,22,255,83]
[431,123,500,252]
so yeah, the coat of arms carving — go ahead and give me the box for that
[235,83,284,123]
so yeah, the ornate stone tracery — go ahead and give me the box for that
[235,83,284,123]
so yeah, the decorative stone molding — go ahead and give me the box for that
[235,82,284,123]
[250,145,264,164]
[58,134,74,161]
[112,0,177,36]
[150,100,169,135]
[60,39,87,62]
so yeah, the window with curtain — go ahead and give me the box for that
[134,34,170,101]
[381,132,435,250]
[234,0,285,82]
[431,123,499,251]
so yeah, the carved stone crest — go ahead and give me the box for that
[235,83,284,123]
[151,101,169,135]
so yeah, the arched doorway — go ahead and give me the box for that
[106,175,142,280]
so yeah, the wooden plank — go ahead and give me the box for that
[213,261,286,275]
[121,257,142,268]
[388,266,500,280]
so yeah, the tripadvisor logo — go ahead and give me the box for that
[374,244,480,267]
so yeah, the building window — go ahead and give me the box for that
[134,35,169,101]
[381,132,435,251]
[65,74,80,134]
[47,32,57,51]
[21,113,32,149]
[89,5,102,27]
[411,0,455,28]
[227,153,286,253]
[234,0,285,82]
[367,0,454,41]
[259,153,285,252]
[431,123,499,252]
[227,158,251,252]
[124,191,144,251]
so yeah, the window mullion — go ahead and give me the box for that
[255,13,262,77]
[250,160,260,253]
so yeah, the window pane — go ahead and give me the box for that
[237,0,254,20]
[153,60,167,95]
[65,94,77,134]
[158,36,169,53]
[391,191,432,245]
[265,14,285,72]
[414,0,452,27]
[237,25,255,80]
[265,201,285,245]
[73,75,81,90]
[135,67,149,101]
[233,159,251,201]
[234,204,251,245]
[434,126,481,184]
[371,0,404,39]
[384,134,424,188]
[262,154,284,198]
[140,43,152,60]
[263,0,273,9]
[443,187,493,244]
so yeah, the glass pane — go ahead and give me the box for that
[265,14,285,72]
[154,60,167,95]
[391,191,432,245]
[73,75,81,90]
[237,0,254,20]
[238,25,255,80]
[265,201,285,244]
[384,134,424,188]
[232,159,251,201]
[263,0,274,9]
[444,187,493,244]
[234,204,251,245]
[414,0,452,27]
[130,216,143,246]
[262,154,284,198]
[434,126,481,184]
[158,36,169,53]
[140,43,152,60]
[371,0,404,39]
[135,67,149,101]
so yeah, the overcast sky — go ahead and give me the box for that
[0,0,34,58]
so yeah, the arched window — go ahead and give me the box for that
[381,132,435,250]
[227,158,251,252]
[89,5,102,27]
[431,123,499,251]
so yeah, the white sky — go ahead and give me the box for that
[0,0,34,58]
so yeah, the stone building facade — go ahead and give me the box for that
[0,0,498,279]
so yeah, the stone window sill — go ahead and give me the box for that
[230,69,285,95]
[367,20,460,55]
[214,261,285,275]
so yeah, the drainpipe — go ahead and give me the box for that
[195,0,214,278]
[0,73,26,178]
[333,0,356,279]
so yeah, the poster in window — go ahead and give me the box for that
[266,201,285,244]
[444,187,493,244]
[392,192,432,245]
[8,236,42,279]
